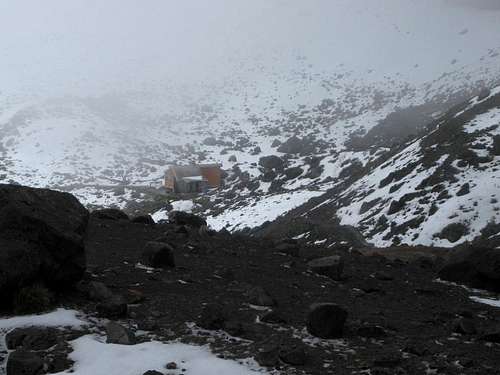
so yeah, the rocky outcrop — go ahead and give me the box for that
[438,246,500,292]
[0,184,89,311]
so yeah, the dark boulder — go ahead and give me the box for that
[307,303,347,339]
[131,215,155,225]
[90,208,129,221]
[436,223,468,243]
[6,350,44,375]
[0,184,88,310]
[247,286,275,307]
[277,136,315,155]
[279,339,308,366]
[141,241,175,268]
[259,155,285,171]
[96,296,127,318]
[438,246,500,292]
[307,256,344,281]
[283,166,303,180]
[197,303,228,330]
[492,135,500,156]
[6,327,58,350]
[357,324,387,338]
[168,211,206,228]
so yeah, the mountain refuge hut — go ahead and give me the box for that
[164,164,223,193]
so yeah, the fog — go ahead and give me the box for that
[1,0,500,100]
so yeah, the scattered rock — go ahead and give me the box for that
[106,322,136,345]
[357,324,387,338]
[307,256,344,281]
[6,350,44,375]
[131,215,155,225]
[248,286,275,307]
[283,166,303,180]
[165,362,178,370]
[456,183,470,196]
[87,281,114,301]
[91,208,129,221]
[453,318,477,335]
[168,211,206,228]
[306,303,347,339]
[275,240,300,257]
[260,310,287,325]
[436,223,468,243]
[6,327,58,351]
[141,241,175,268]
[197,303,228,330]
[259,155,284,171]
[277,136,316,155]
[96,294,127,318]
[279,340,308,366]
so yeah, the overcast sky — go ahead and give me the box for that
[1,0,499,98]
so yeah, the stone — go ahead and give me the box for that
[106,322,136,345]
[87,281,114,301]
[96,294,127,318]
[197,303,228,330]
[258,155,284,171]
[260,311,287,325]
[357,325,387,338]
[6,350,44,375]
[307,256,344,281]
[6,327,58,350]
[279,340,307,366]
[307,303,347,339]
[166,362,178,369]
[90,208,129,221]
[168,211,206,228]
[248,286,275,307]
[0,184,88,310]
[131,215,155,225]
[453,318,477,335]
[141,241,175,268]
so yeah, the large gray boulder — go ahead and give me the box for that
[0,184,89,310]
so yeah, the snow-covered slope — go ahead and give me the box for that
[265,86,500,248]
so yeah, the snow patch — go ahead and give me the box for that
[54,334,268,375]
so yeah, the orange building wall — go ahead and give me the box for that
[200,167,222,188]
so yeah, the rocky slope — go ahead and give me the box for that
[1,46,500,247]
[1,185,500,375]
[255,86,500,248]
